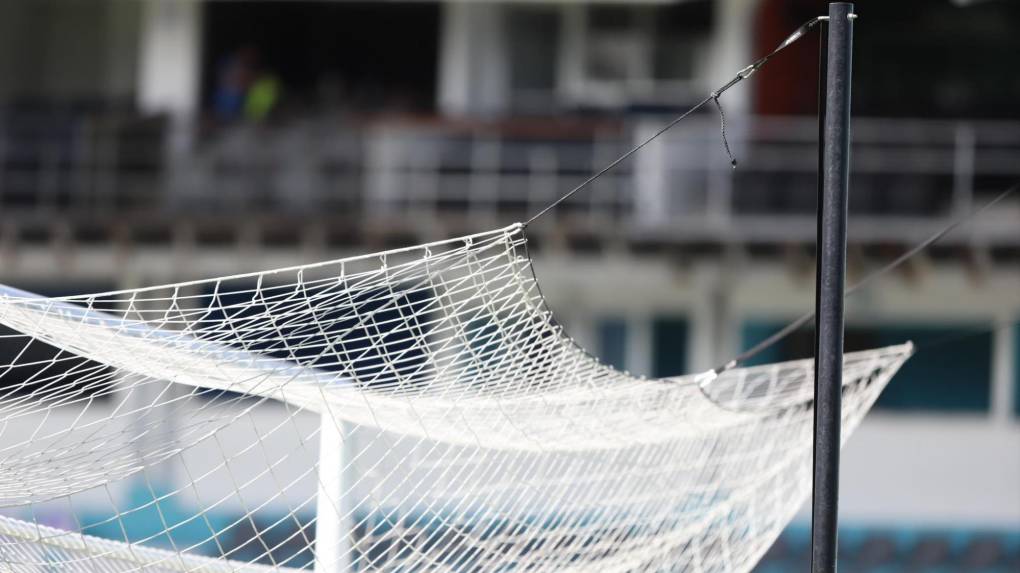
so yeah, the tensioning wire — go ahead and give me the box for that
[708,182,1019,377]
[523,16,826,226]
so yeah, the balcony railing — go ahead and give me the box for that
[1,113,1017,247]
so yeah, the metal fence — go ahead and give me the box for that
[1,112,1017,245]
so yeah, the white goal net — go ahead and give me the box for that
[0,223,910,572]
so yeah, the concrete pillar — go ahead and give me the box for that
[689,295,716,375]
[437,1,508,117]
[991,319,1017,424]
[556,4,585,105]
[703,0,762,116]
[626,315,653,378]
[137,0,202,120]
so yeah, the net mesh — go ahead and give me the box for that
[0,223,910,572]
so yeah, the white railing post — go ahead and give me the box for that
[952,122,976,218]
[527,146,558,221]
[633,121,668,228]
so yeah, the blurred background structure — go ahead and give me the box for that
[0,0,1017,570]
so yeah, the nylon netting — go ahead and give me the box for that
[0,223,910,572]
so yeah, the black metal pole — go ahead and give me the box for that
[811,3,853,573]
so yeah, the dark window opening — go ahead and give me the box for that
[754,0,1020,118]
[653,317,688,377]
[597,318,627,371]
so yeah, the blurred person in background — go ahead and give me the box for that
[214,45,256,123]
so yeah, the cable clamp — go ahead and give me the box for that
[816,13,856,21]
[737,64,757,80]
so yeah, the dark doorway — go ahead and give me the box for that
[202,1,440,115]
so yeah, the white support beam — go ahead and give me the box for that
[314,407,351,573]
[689,289,716,374]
